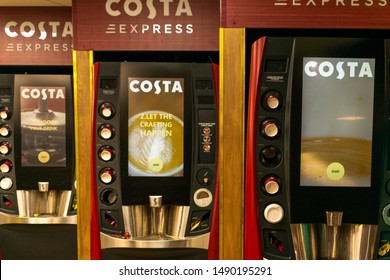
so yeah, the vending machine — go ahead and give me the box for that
[0,74,76,259]
[91,62,219,259]
[245,37,390,260]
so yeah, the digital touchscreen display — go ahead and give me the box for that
[20,86,67,167]
[128,77,184,177]
[300,57,375,187]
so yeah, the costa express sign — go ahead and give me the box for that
[73,0,219,51]
[0,8,72,65]
[221,0,390,28]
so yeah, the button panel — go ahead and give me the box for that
[250,37,294,259]
[0,77,16,213]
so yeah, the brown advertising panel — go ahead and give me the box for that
[72,0,219,51]
[221,0,390,29]
[0,7,72,66]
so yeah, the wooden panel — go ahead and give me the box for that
[72,0,219,51]
[219,28,246,260]
[221,0,390,29]
[73,50,93,260]
[0,7,72,65]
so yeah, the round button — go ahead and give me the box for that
[100,189,118,206]
[385,179,390,196]
[99,146,115,162]
[263,91,282,111]
[0,125,11,137]
[0,142,11,155]
[260,146,282,168]
[38,151,50,164]
[100,168,116,184]
[194,188,213,207]
[263,176,280,195]
[0,160,12,173]
[197,168,214,186]
[383,204,390,226]
[264,203,284,224]
[0,106,11,121]
[99,102,116,119]
[99,124,115,140]
[266,95,280,109]
[0,177,13,190]
[261,119,281,139]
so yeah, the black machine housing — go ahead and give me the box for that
[93,62,218,249]
[250,37,390,259]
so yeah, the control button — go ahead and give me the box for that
[0,160,12,173]
[203,144,211,152]
[383,204,390,226]
[203,135,211,143]
[99,168,116,184]
[0,142,11,155]
[263,91,282,111]
[203,127,211,134]
[261,119,281,139]
[100,189,118,206]
[197,168,214,186]
[263,176,281,195]
[0,106,11,121]
[0,177,13,190]
[0,125,11,137]
[260,146,282,168]
[264,203,284,224]
[99,124,115,140]
[194,188,213,207]
[99,102,116,119]
[98,146,115,162]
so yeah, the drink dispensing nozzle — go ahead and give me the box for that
[321,211,343,259]
[149,195,164,236]
[38,182,49,192]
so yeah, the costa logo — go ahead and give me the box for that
[129,79,184,94]
[5,21,73,40]
[304,60,374,79]
[105,0,193,19]
[21,87,66,100]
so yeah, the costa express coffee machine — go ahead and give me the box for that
[245,37,390,260]
[0,74,76,259]
[91,62,219,259]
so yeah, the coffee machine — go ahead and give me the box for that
[91,62,219,259]
[0,74,76,259]
[245,37,390,260]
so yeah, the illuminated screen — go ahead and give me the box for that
[300,57,375,187]
[128,77,184,177]
[20,86,67,167]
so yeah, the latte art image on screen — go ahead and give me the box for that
[128,110,183,176]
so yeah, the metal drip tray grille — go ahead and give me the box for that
[123,205,190,239]
[291,223,378,260]
[17,190,72,217]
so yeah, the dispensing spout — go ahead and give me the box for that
[149,195,162,208]
[38,182,49,192]
[326,211,343,227]
[322,211,343,259]
[149,195,164,236]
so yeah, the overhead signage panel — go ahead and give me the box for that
[221,0,390,29]
[0,7,72,66]
[73,0,219,51]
